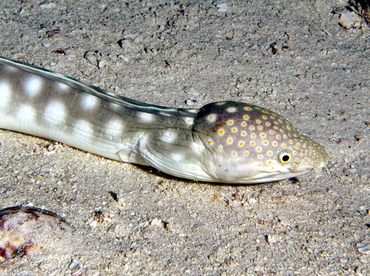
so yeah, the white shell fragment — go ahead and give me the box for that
[357,240,370,254]
[0,206,73,260]
[215,1,228,12]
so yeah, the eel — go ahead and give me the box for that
[0,56,328,183]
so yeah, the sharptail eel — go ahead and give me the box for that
[0,56,328,183]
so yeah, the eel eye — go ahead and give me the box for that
[279,151,292,164]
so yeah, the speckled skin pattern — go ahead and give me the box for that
[0,57,328,183]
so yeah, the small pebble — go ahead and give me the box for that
[357,240,370,254]
[84,51,99,67]
[338,12,363,29]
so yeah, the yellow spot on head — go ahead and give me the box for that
[218,129,225,135]
[232,151,237,156]
[263,141,269,145]
[266,122,271,126]
[269,130,275,134]
[207,140,213,145]
[241,122,247,127]
[218,146,223,151]
[227,138,233,144]
[262,115,268,119]
[251,133,256,138]
[227,120,234,125]
[241,131,247,136]
[261,133,266,138]
[239,141,245,147]
[243,115,250,120]
[244,107,253,111]
[249,126,255,130]
[244,151,249,155]
[231,127,238,132]
[258,126,263,130]
[256,147,262,152]
[250,141,256,146]
[256,119,261,124]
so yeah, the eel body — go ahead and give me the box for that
[0,57,328,183]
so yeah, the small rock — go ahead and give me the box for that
[339,12,363,29]
[84,51,99,67]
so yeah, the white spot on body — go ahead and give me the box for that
[226,107,237,113]
[206,113,217,123]
[44,99,67,124]
[183,117,194,126]
[56,82,70,91]
[3,65,15,71]
[170,153,184,161]
[104,118,125,137]
[24,76,43,98]
[0,81,12,107]
[17,104,37,122]
[160,130,178,144]
[109,102,122,112]
[74,119,94,134]
[137,112,155,122]
[80,93,100,110]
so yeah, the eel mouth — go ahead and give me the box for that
[225,170,311,184]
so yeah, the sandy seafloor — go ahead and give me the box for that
[0,0,369,275]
